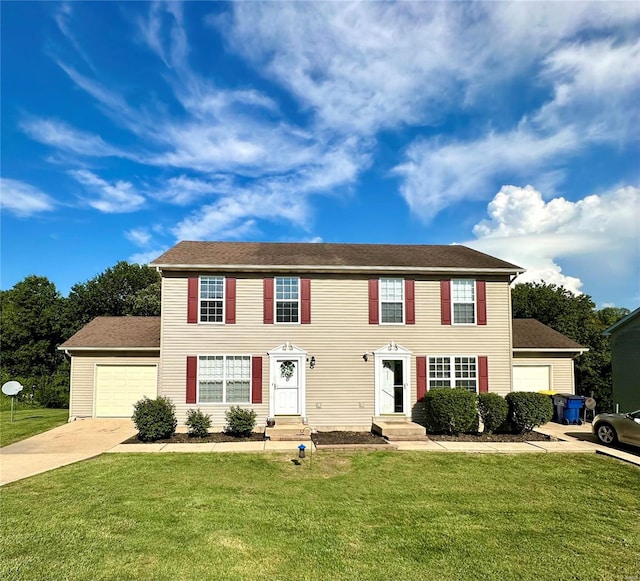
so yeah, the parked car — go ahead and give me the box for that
[592,410,640,447]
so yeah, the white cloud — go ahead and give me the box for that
[20,117,124,158]
[466,184,640,294]
[125,227,152,247]
[0,178,57,217]
[129,247,169,265]
[68,170,145,213]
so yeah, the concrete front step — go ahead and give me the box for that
[372,419,427,441]
[265,419,313,441]
[272,415,305,425]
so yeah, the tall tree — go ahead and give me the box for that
[0,276,69,379]
[67,261,160,331]
[512,282,629,412]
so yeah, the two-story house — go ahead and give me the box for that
[59,241,586,432]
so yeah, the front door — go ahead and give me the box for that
[380,359,405,414]
[274,358,300,415]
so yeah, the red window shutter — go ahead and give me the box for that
[416,356,427,401]
[186,356,197,403]
[263,278,274,324]
[251,356,263,404]
[440,280,451,325]
[478,356,489,393]
[368,279,379,324]
[301,278,311,324]
[187,278,199,324]
[225,278,236,324]
[476,280,487,325]
[405,279,415,325]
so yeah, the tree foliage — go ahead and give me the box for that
[1,263,160,408]
[512,282,629,412]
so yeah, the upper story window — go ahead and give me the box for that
[428,356,477,393]
[200,276,224,323]
[452,279,475,324]
[380,278,404,324]
[275,277,299,323]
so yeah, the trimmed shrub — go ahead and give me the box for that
[505,392,554,433]
[185,409,211,438]
[132,396,177,442]
[478,393,509,433]
[224,406,257,437]
[424,388,477,435]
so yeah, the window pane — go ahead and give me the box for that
[429,380,451,389]
[380,279,403,302]
[455,380,477,392]
[201,277,223,299]
[276,301,299,323]
[227,381,250,403]
[276,277,299,300]
[452,279,474,302]
[199,380,222,402]
[201,300,223,322]
[381,302,403,323]
[453,303,475,324]
[199,356,224,379]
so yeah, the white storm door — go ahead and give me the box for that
[274,358,300,415]
[380,359,405,414]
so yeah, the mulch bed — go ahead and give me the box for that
[428,432,551,442]
[122,432,265,444]
[312,431,388,446]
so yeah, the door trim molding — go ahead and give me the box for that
[268,342,307,418]
[373,342,412,417]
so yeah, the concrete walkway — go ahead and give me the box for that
[3,419,638,486]
[0,419,136,486]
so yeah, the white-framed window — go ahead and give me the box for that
[275,277,299,323]
[200,276,224,323]
[198,355,251,403]
[452,279,475,324]
[380,278,404,324]
[428,356,478,393]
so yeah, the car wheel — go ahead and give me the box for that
[596,423,618,445]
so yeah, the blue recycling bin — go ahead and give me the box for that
[561,395,585,425]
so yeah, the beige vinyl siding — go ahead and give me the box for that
[160,273,513,428]
[512,353,576,394]
[69,352,160,418]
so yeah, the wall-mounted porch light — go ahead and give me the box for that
[308,356,316,369]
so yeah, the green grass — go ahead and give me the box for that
[1,453,638,581]
[0,407,68,447]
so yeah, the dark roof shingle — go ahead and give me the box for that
[59,317,160,350]
[512,319,586,351]
[150,241,522,272]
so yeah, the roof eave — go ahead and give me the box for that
[150,263,525,275]
[513,348,589,353]
[601,307,640,336]
[57,346,160,352]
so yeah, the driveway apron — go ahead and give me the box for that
[0,419,136,486]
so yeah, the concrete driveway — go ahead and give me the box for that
[0,419,136,486]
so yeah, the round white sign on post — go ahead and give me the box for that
[2,381,23,396]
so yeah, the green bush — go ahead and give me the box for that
[424,388,477,435]
[478,393,509,433]
[224,406,257,437]
[185,408,211,438]
[505,392,554,433]
[132,396,177,442]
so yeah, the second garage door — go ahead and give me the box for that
[95,365,158,417]
[512,365,551,392]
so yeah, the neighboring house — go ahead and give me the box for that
[512,319,587,393]
[59,241,586,431]
[602,307,640,412]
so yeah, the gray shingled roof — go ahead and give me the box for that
[512,319,586,351]
[150,241,523,272]
[59,317,161,350]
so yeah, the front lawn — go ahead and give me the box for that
[0,408,68,447]
[1,453,638,581]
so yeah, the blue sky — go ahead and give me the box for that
[1,1,639,308]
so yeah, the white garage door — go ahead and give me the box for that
[513,365,551,392]
[95,365,157,417]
